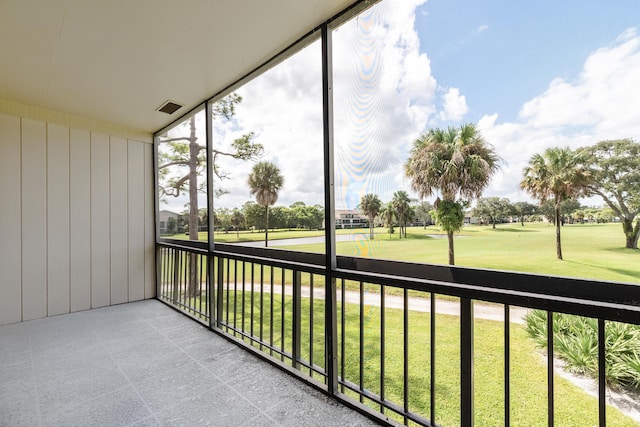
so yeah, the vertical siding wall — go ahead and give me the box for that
[0,113,155,325]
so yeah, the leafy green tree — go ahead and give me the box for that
[158,95,262,241]
[269,206,288,230]
[242,201,264,231]
[289,203,324,230]
[214,208,232,232]
[166,216,177,235]
[248,161,284,247]
[405,123,500,265]
[380,202,396,237]
[598,207,616,223]
[392,191,412,238]
[359,193,382,239]
[158,95,262,297]
[539,199,582,226]
[578,139,640,249]
[230,209,245,238]
[513,201,538,226]
[472,197,513,229]
[520,147,592,260]
[413,201,433,228]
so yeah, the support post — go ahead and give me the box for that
[321,23,338,395]
[460,297,474,426]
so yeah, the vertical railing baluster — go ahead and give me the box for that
[310,274,314,376]
[216,256,224,330]
[250,262,255,341]
[504,305,511,427]
[460,297,474,427]
[225,258,230,329]
[198,254,203,316]
[281,267,285,362]
[180,250,187,309]
[340,278,345,393]
[241,261,246,336]
[359,281,364,403]
[403,288,409,425]
[430,294,436,424]
[380,284,386,414]
[233,259,238,334]
[598,318,606,427]
[259,264,264,350]
[270,265,274,356]
[293,270,302,370]
[172,248,179,303]
[210,254,213,323]
[547,311,554,427]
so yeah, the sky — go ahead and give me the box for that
[160,0,640,214]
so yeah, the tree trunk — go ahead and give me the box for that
[265,206,269,247]
[369,217,374,240]
[447,230,455,265]
[492,217,496,229]
[622,219,640,249]
[187,117,199,297]
[555,205,563,260]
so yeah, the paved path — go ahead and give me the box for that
[232,283,529,324]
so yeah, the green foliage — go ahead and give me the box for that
[433,199,464,233]
[472,196,513,227]
[405,123,500,201]
[392,190,413,238]
[525,310,640,390]
[359,193,382,239]
[413,201,433,226]
[578,139,640,244]
[166,216,177,234]
[521,147,593,259]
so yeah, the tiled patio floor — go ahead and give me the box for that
[0,300,378,426]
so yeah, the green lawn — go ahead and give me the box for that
[162,222,640,424]
[165,222,639,283]
[183,288,637,426]
[286,222,640,284]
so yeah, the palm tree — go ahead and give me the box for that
[248,161,284,247]
[405,123,500,265]
[359,193,382,239]
[392,191,412,238]
[230,209,245,239]
[520,147,591,260]
[380,202,396,238]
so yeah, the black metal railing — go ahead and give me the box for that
[157,240,640,427]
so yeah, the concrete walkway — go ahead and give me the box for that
[250,284,529,324]
[0,300,378,427]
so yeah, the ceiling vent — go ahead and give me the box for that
[157,101,184,115]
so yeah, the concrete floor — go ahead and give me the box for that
[0,300,378,427]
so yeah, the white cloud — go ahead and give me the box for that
[477,25,489,33]
[480,27,640,204]
[170,7,640,215]
[438,87,469,121]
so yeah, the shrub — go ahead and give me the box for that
[524,310,640,390]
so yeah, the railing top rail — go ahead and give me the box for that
[334,267,640,325]
[337,256,640,308]
[156,241,640,323]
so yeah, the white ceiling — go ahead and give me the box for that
[0,0,362,133]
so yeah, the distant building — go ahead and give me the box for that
[158,210,182,235]
[335,209,369,229]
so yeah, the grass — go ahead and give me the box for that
[286,222,640,284]
[161,222,640,424]
[165,222,639,283]
[173,287,638,426]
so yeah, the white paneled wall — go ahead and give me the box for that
[0,113,155,325]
